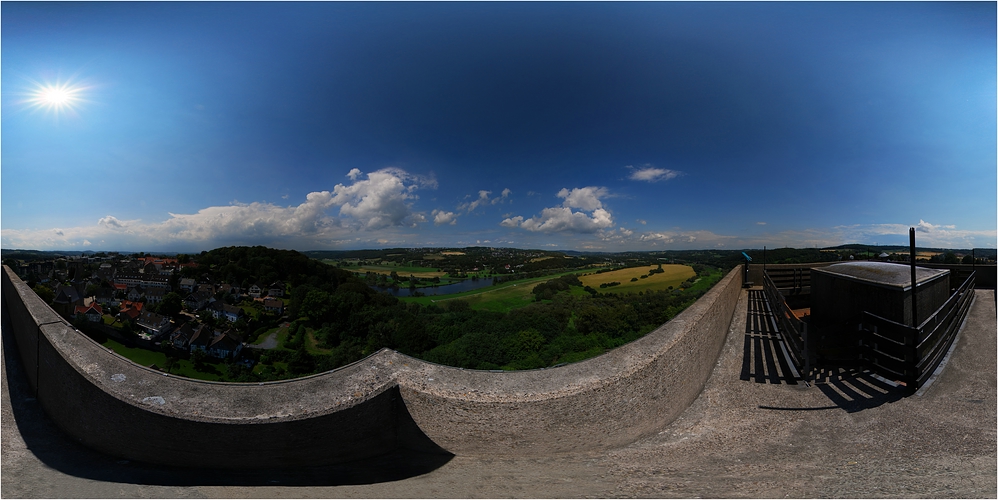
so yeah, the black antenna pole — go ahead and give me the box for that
[910,227,918,327]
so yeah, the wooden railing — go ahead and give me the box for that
[858,271,976,390]
[762,271,810,376]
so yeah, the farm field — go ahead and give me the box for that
[401,270,582,313]
[578,264,696,294]
[323,261,448,279]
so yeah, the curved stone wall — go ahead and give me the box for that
[2,265,742,466]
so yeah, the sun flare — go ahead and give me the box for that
[40,88,72,105]
[26,81,86,117]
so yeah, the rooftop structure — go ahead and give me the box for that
[811,262,950,335]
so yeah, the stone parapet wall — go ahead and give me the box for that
[1,264,743,466]
[392,265,744,454]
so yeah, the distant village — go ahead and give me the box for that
[9,253,286,363]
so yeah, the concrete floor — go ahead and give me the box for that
[3,288,995,498]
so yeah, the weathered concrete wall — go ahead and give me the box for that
[2,264,743,465]
[393,266,744,455]
[2,266,405,468]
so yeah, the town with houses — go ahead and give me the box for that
[7,253,287,364]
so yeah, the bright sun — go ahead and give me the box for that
[27,81,85,116]
[40,88,72,105]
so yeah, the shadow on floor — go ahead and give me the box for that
[741,290,799,385]
[2,308,453,487]
[745,290,908,413]
[810,366,907,413]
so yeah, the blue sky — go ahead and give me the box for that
[2,2,995,252]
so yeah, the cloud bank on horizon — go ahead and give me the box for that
[2,2,995,252]
[3,164,992,252]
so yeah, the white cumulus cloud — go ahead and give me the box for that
[98,216,130,229]
[330,167,433,229]
[627,165,681,183]
[0,167,437,250]
[459,188,512,213]
[557,187,608,211]
[501,186,613,234]
[461,190,492,212]
[500,216,524,228]
[432,209,458,226]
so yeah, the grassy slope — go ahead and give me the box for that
[100,338,228,381]
[400,270,582,312]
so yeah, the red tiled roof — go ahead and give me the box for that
[75,303,103,316]
[120,308,141,320]
[119,301,144,313]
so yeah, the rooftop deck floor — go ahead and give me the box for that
[3,289,995,498]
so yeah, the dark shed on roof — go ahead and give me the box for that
[810,262,950,361]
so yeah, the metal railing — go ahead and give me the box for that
[764,267,811,295]
[762,271,810,377]
[858,271,976,390]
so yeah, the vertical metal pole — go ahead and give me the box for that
[910,227,918,328]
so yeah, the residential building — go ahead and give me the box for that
[208,329,243,359]
[145,287,166,305]
[210,302,244,323]
[52,284,84,318]
[74,303,104,323]
[263,298,284,315]
[117,300,144,323]
[136,310,172,338]
[127,286,145,302]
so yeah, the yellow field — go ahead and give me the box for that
[529,256,554,262]
[578,265,695,293]
[441,251,466,256]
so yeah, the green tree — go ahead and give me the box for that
[32,284,55,304]
[504,328,546,360]
[288,345,315,375]
[300,289,332,322]
[159,292,183,317]
[191,349,208,371]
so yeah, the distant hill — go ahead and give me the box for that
[823,244,996,257]
[1,249,82,260]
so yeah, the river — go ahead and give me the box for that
[372,277,496,297]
